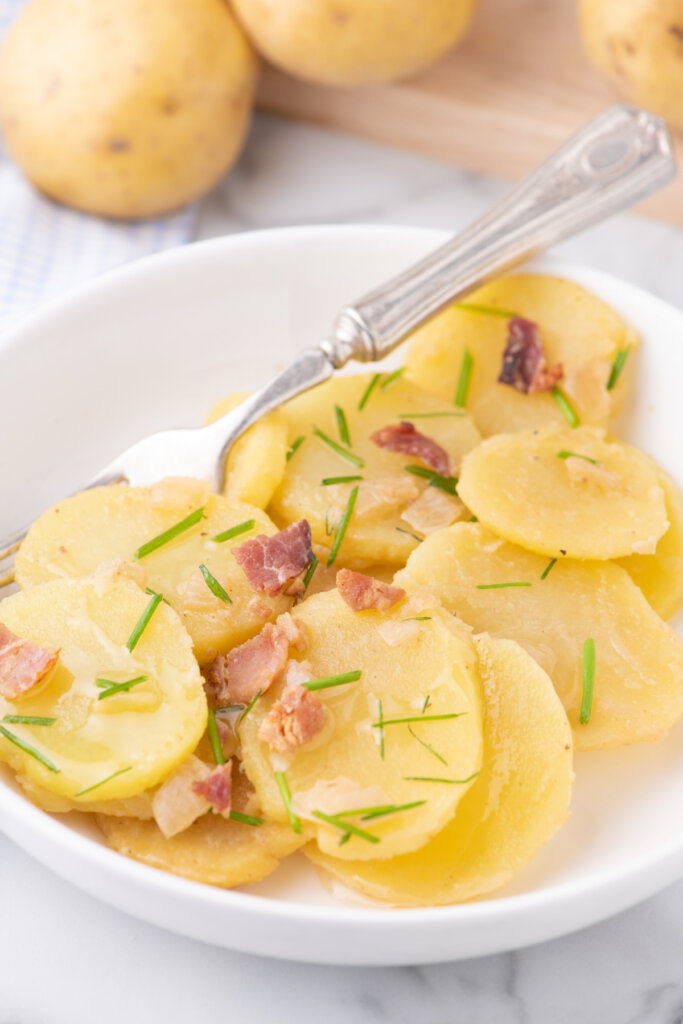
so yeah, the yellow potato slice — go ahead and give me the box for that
[618,463,683,621]
[96,770,304,888]
[240,590,483,860]
[405,273,638,437]
[396,522,683,749]
[15,483,291,664]
[0,577,207,798]
[269,373,480,566]
[307,634,572,905]
[206,391,289,510]
[457,425,668,559]
[13,773,155,818]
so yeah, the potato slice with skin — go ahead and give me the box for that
[396,523,683,750]
[15,483,291,665]
[269,374,481,566]
[457,425,668,560]
[0,577,207,798]
[240,590,483,860]
[206,391,289,510]
[307,634,572,906]
[405,273,638,437]
[96,769,304,887]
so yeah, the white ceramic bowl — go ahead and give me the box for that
[2,225,683,966]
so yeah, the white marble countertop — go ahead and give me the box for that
[4,114,683,1023]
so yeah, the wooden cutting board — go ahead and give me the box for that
[256,0,683,226]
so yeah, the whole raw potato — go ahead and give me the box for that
[231,0,478,87]
[579,0,683,129]
[0,0,258,218]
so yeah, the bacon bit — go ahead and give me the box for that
[149,476,210,510]
[371,422,451,475]
[498,317,563,395]
[233,520,313,597]
[275,612,308,651]
[258,686,326,755]
[400,488,464,536]
[93,558,147,591]
[247,596,273,620]
[152,756,212,838]
[0,624,60,700]
[564,456,621,492]
[192,760,233,814]
[202,622,290,709]
[336,569,406,613]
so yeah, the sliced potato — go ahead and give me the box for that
[14,772,154,818]
[269,373,480,566]
[395,522,683,749]
[0,577,207,798]
[405,273,638,437]
[240,590,483,860]
[97,769,303,887]
[15,483,290,664]
[457,425,668,559]
[206,391,289,509]
[307,633,572,905]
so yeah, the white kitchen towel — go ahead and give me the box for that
[0,0,195,335]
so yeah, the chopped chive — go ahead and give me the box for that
[403,773,480,785]
[422,695,431,713]
[286,436,306,461]
[454,348,473,408]
[145,587,170,606]
[96,675,148,701]
[556,450,597,465]
[402,616,432,622]
[540,558,557,580]
[377,698,385,760]
[207,709,225,766]
[358,373,381,411]
[334,404,351,447]
[75,765,132,797]
[455,302,519,318]
[607,347,631,390]
[134,507,205,560]
[212,519,255,544]
[476,581,532,590]
[338,832,351,846]
[327,485,358,566]
[274,771,301,833]
[303,670,362,692]
[321,475,363,486]
[469,515,479,523]
[580,638,596,725]
[0,725,60,772]
[408,725,448,766]
[215,704,245,714]
[199,563,232,604]
[395,526,423,543]
[372,713,465,728]
[404,465,458,495]
[2,715,55,726]
[334,800,427,822]
[240,688,262,723]
[380,367,406,390]
[126,591,163,652]
[229,810,264,827]
[313,427,365,469]
[551,386,580,428]
[397,411,467,419]
[302,554,318,594]
[312,809,380,844]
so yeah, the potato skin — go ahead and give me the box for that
[579,0,683,130]
[232,0,477,87]
[0,0,258,218]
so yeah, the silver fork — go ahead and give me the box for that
[0,104,675,594]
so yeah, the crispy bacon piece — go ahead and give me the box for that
[498,317,563,395]
[192,761,233,814]
[258,686,326,755]
[371,422,451,475]
[0,624,60,700]
[233,520,314,597]
[202,623,290,708]
[336,569,406,613]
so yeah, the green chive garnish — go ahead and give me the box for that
[240,688,262,723]
[312,809,380,844]
[215,704,245,714]
[454,348,473,408]
[403,773,480,785]
[75,766,132,797]
[229,810,264,827]
[404,465,458,495]
[212,519,255,544]
[455,302,519,319]
[303,670,362,692]
[207,709,225,766]
[377,698,385,760]
[556,450,597,465]
[476,582,532,590]
[358,373,381,410]
[274,771,301,833]
[580,638,596,725]
[199,564,232,604]
[2,715,55,726]
[286,436,305,461]
[321,475,363,486]
[334,404,351,447]
[397,411,466,419]
[402,616,431,622]
[96,675,148,701]
[302,554,318,594]
[422,695,430,713]
[372,713,465,728]
[126,591,163,652]
[327,485,358,566]
[335,800,427,822]
[408,725,448,765]
[551,386,580,428]
[134,506,205,560]
[145,586,169,605]
[395,526,423,543]
[0,726,60,772]
[540,558,557,580]
[313,427,364,469]
[380,367,406,390]
[607,347,631,390]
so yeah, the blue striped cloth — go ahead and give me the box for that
[0,0,195,334]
